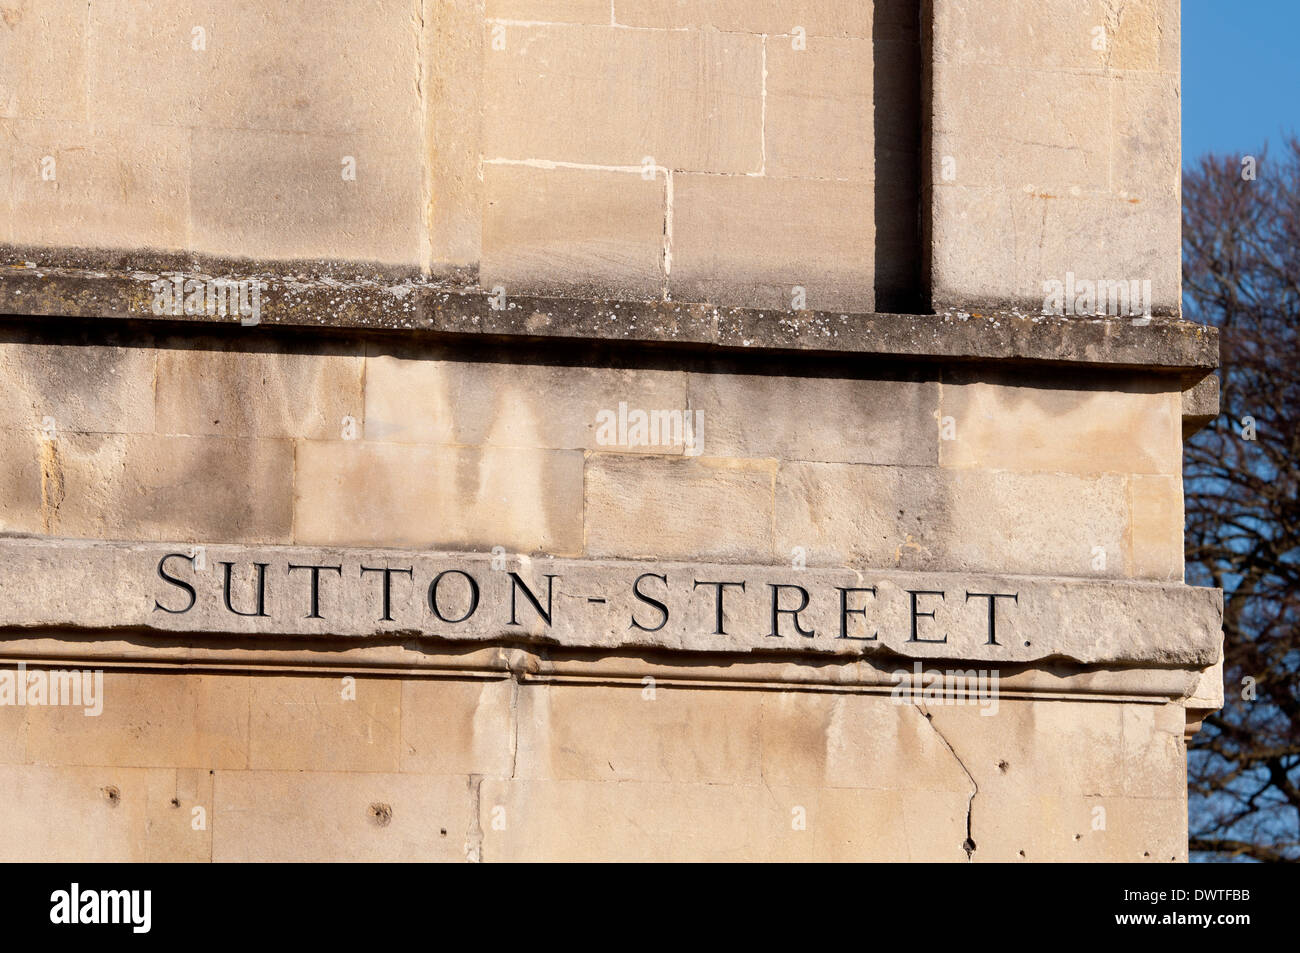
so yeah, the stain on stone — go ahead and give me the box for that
[368,802,392,827]
[39,437,64,534]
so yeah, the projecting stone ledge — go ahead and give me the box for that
[0,250,1217,373]
[0,539,1222,669]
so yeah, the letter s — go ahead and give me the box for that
[154,552,197,614]
[630,573,669,633]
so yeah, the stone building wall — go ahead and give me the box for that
[0,0,1219,861]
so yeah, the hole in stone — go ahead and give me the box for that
[170,797,180,808]
[997,760,1009,773]
[101,785,120,807]
[369,802,393,827]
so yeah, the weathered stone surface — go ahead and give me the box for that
[481,163,665,301]
[189,127,423,266]
[248,674,401,773]
[774,463,1132,577]
[1129,473,1184,582]
[154,344,363,440]
[1182,373,1219,437]
[211,770,472,862]
[687,369,938,465]
[364,352,687,452]
[584,455,776,561]
[0,0,87,121]
[513,683,765,784]
[400,677,516,777]
[0,428,52,536]
[427,0,485,273]
[0,538,1222,666]
[488,0,611,23]
[21,670,248,770]
[45,433,295,543]
[670,173,875,312]
[0,255,1220,372]
[8,120,191,251]
[482,24,763,172]
[765,36,873,180]
[614,0,873,36]
[0,764,204,862]
[939,376,1182,475]
[0,337,155,435]
[293,441,584,553]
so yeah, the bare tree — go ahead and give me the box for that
[1183,139,1300,862]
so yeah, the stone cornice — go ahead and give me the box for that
[0,249,1217,375]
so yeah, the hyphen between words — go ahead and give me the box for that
[153,553,1020,647]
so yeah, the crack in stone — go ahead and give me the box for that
[913,703,978,860]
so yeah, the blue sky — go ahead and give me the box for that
[1182,0,1299,164]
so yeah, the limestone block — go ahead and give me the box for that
[938,0,1114,69]
[481,163,666,300]
[0,428,56,536]
[670,173,874,311]
[1156,0,1180,72]
[584,455,775,561]
[1107,0,1162,71]
[1181,373,1219,437]
[211,770,472,862]
[478,777,815,861]
[144,767,214,862]
[8,120,190,251]
[85,0,204,124]
[928,700,1129,805]
[972,794,1187,862]
[0,680,27,763]
[932,188,1182,314]
[248,674,400,772]
[775,462,1131,577]
[0,0,86,121]
[88,0,420,135]
[488,0,610,23]
[429,0,486,271]
[1112,72,1181,198]
[155,343,364,440]
[614,0,873,37]
[687,369,937,465]
[0,764,184,861]
[765,36,873,180]
[815,788,972,861]
[481,24,763,173]
[932,66,1111,193]
[0,338,155,435]
[0,122,10,243]
[758,691,976,793]
[1129,473,1184,581]
[1120,702,1187,799]
[293,440,584,553]
[512,683,764,784]
[400,677,515,776]
[48,433,295,543]
[22,670,249,769]
[189,126,423,266]
[939,377,1182,476]
[364,351,688,452]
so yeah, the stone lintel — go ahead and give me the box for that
[0,538,1223,669]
